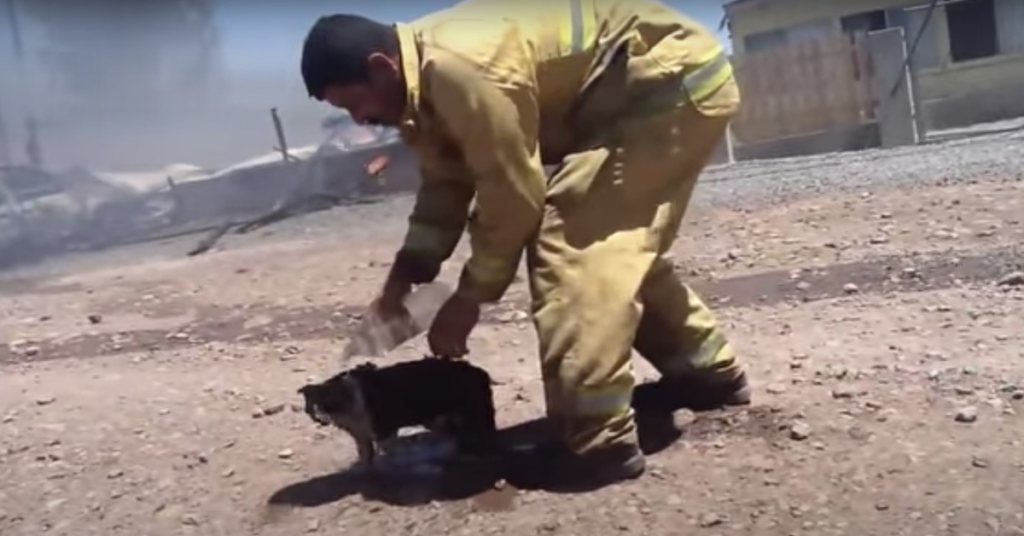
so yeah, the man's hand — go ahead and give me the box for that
[373,271,413,321]
[427,291,481,358]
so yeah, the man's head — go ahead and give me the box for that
[301,14,406,127]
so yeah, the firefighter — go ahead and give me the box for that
[301,0,751,488]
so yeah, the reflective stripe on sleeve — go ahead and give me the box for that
[559,0,597,56]
[465,254,514,284]
[404,222,458,255]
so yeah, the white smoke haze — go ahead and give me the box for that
[0,0,357,172]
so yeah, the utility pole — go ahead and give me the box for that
[0,102,10,165]
[5,0,44,168]
[1,0,30,243]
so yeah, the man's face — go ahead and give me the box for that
[321,53,405,127]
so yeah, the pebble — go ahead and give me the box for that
[997,272,1024,287]
[766,384,787,395]
[88,314,103,324]
[971,456,990,468]
[843,283,860,295]
[35,396,56,406]
[789,421,812,441]
[698,512,726,528]
[263,404,286,416]
[831,387,856,399]
[954,406,978,423]
[278,448,294,459]
[306,519,321,532]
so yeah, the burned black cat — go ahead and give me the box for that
[298,356,500,469]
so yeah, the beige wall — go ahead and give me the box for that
[726,0,1024,128]
[725,0,922,54]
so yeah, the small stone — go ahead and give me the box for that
[790,361,804,370]
[222,468,235,478]
[954,386,975,396]
[789,421,812,441]
[766,384,787,395]
[1012,391,1024,401]
[35,396,56,406]
[831,387,856,399]
[796,281,811,291]
[181,513,200,526]
[843,283,860,295]
[88,314,103,325]
[278,448,294,459]
[306,519,321,532]
[107,469,123,479]
[698,512,725,528]
[971,456,989,468]
[23,346,40,357]
[261,404,286,417]
[869,235,890,245]
[875,502,890,511]
[997,272,1024,287]
[955,406,978,423]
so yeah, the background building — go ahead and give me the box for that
[724,0,1024,130]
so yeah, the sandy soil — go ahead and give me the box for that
[1,173,1023,536]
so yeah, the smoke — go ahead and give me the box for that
[1,0,332,172]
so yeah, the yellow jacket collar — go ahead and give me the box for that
[395,22,422,132]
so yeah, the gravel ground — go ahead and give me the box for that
[3,120,1024,535]
[3,119,1021,284]
[696,123,1024,208]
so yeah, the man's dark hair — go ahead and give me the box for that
[301,14,400,99]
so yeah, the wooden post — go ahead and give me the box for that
[270,107,291,162]
[724,124,736,163]
[0,102,10,165]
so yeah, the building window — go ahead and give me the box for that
[840,10,888,34]
[947,0,998,62]
[744,29,787,54]
[995,0,1024,54]
[742,19,834,54]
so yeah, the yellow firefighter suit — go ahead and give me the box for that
[395,0,744,454]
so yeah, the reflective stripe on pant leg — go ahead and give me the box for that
[573,383,633,417]
[657,329,735,378]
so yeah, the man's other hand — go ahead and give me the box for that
[373,273,412,321]
[427,291,481,358]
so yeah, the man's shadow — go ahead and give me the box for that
[266,383,685,508]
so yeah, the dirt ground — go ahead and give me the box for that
[1,173,1023,535]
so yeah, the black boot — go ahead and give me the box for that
[634,370,752,413]
[502,442,646,492]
